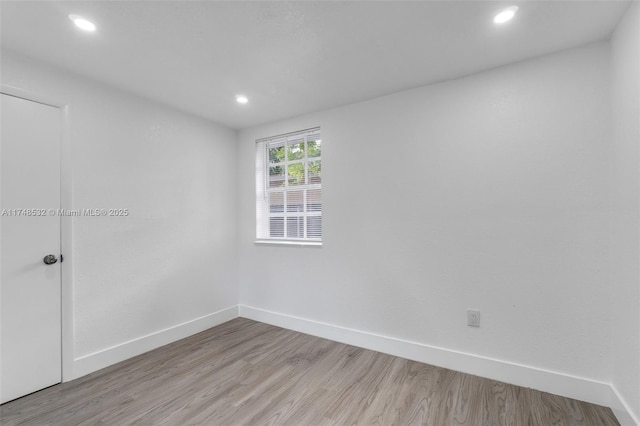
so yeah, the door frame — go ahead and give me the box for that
[1,84,74,382]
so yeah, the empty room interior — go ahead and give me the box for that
[0,0,639,424]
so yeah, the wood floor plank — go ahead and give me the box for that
[0,318,619,426]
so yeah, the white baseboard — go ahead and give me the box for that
[71,305,239,380]
[609,384,640,426]
[239,305,635,425]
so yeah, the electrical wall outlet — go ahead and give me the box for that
[467,309,480,327]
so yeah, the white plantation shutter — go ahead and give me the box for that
[256,128,322,243]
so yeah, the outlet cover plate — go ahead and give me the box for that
[467,309,480,327]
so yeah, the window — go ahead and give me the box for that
[256,128,322,244]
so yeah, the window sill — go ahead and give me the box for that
[254,240,322,248]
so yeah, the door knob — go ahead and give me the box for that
[43,255,58,265]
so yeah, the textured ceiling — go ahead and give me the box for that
[0,1,631,129]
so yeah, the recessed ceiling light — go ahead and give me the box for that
[494,6,519,24]
[69,14,96,32]
[236,95,249,104]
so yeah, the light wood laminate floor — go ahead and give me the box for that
[0,318,619,425]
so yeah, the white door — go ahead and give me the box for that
[0,93,62,404]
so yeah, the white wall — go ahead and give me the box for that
[237,43,614,402]
[610,2,640,423]
[1,50,238,377]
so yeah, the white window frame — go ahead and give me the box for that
[255,128,322,246]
